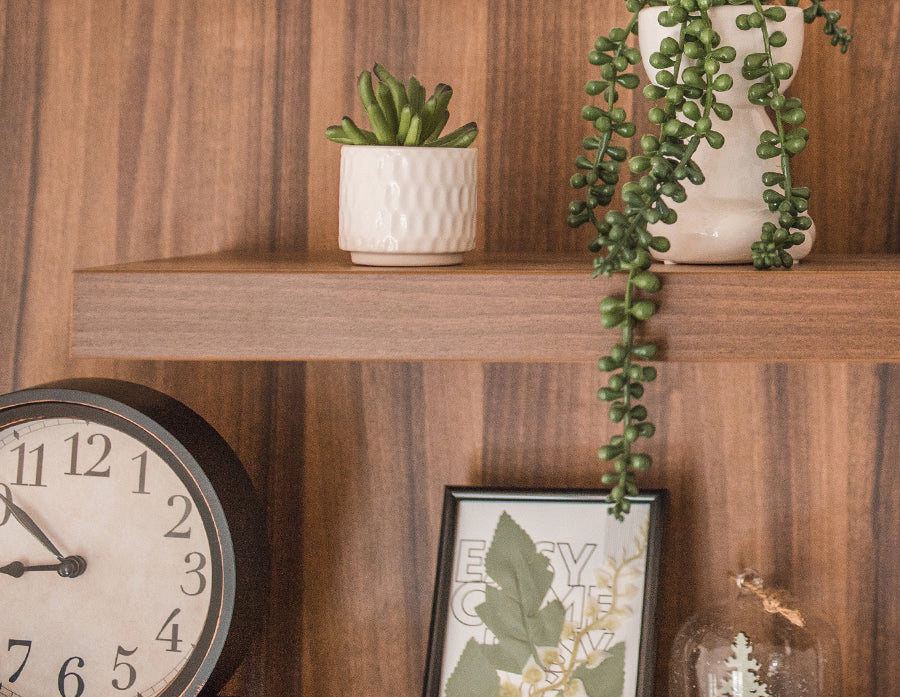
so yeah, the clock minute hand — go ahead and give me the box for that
[0,489,64,560]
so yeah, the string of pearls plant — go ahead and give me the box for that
[568,0,851,519]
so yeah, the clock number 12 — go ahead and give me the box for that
[64,433,111,478]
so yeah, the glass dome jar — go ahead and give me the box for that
[670,570,842,697]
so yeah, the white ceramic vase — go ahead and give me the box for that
[338,145,478,266]
[638,5,814,264]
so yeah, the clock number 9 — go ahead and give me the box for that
[57,656,85,697]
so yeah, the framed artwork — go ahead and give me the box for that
[423,487,665,697]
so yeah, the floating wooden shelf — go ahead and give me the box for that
[71,251,900,362]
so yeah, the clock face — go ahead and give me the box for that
[0,402,228,697]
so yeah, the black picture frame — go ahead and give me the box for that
[423,487,665,697]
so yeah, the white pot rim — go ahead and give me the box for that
[639,4,805,19]
[339,144,477,154]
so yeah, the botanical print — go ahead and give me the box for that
[440,502,650,697]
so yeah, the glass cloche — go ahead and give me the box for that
[670,570,842,697]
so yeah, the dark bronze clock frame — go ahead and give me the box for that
[0,378,269,697]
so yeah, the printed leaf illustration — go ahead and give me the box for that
[572,641,626,697]
[476,512,565,674]
[484,512,554,614]
[479,635,533,676]
[444,639,500,697]
[442,511,639,697]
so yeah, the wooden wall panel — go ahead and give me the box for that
[1,4,312,697]
[1,1,44,389]
[3,2,900,697]
[483,1,645,253]
[870,365,900,697]
[791,0,900,253]
[301,362,484,697]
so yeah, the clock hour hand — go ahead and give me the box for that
[0,556,87,578]
[0,489,64,560]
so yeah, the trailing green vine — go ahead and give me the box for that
[568,0,852,519]
[742,1,812,269]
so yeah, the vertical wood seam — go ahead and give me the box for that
[269,0,285,253]
[14,2,45,390]
[870,361,890,695]
[763,363,794,583]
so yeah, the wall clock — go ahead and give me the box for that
[0,378,268,697]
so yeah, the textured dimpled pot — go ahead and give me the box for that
[339,145,478,266]
[639,5,815,264]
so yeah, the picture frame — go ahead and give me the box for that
[423,487,665,697]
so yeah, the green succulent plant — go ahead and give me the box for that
[568,0,852,519]
[325,64,478,148]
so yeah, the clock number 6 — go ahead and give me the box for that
[58,656,85,697]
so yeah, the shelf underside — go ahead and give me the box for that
[71,252,900,362]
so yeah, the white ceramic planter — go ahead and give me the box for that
[639,6,814,264]
[339,146,478,266]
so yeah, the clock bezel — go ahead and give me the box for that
[0,379,267,697]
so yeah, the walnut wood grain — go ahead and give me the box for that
[3,2,900,697]
[73,252,900,362]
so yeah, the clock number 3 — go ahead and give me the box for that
[181,552,207,596]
